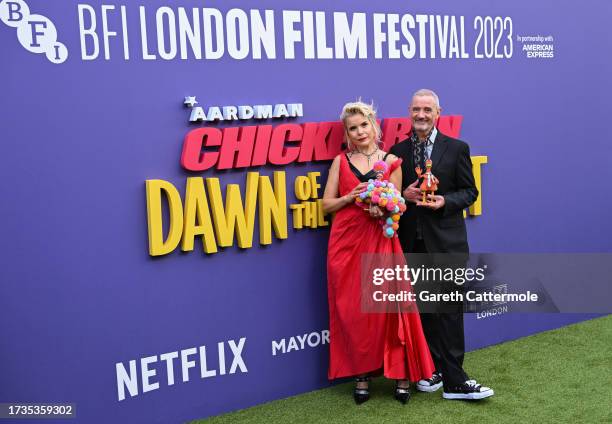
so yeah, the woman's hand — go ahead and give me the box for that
[322,157,370,214]
[344,182,368,203]
[368,203,384,219]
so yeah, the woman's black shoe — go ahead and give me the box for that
[353,376,370,405]
[394,383,411,404]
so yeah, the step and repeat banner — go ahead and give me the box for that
[1,0,610,423]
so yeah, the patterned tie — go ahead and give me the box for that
[412,134,427,172]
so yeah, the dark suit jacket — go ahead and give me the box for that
[389,131,478,254]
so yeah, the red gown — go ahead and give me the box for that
[327,154,435,381]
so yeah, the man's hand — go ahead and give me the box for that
[402,179,422,203]
[417,194,445,210]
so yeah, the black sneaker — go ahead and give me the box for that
[443,379,494,400]
[416,371,443,392]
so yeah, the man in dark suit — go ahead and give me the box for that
[389,89,494,400]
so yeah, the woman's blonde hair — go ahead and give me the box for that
[340,100,382,149]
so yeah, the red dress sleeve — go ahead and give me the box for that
[385,157,403,178]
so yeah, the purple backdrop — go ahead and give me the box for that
[1,0,611,423]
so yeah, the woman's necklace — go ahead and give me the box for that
[354,145,379,165]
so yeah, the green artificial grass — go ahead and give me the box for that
[192,315,612,424]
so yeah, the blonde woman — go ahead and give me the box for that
[322,101,434,404]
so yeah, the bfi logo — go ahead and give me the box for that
[0,0,68,63]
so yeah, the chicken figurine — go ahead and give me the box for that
[415,159,439,203]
